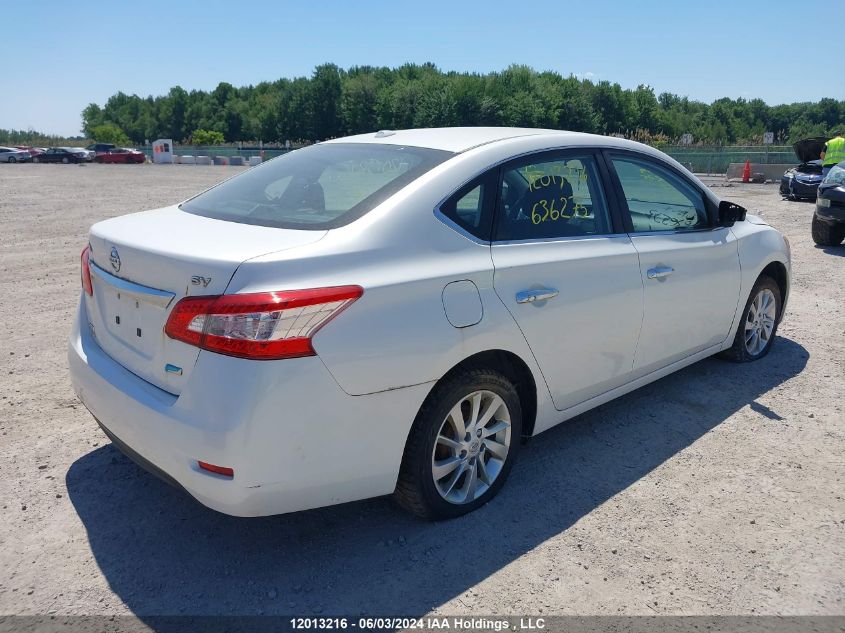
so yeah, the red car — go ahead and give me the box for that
[15,146,44,157]
[94,148,146,164]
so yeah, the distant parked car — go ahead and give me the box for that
[812,160,845,246]
[33,147,90,163]
[780,137,826,200]
[0,146,31,163]
[94,147,146,164]
[86,143,117,155]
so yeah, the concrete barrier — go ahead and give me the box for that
[179,155,196,165]
[195,156,212,165]
[229,156,245,166]
[248,156,262,167]
[726,163,792,181]
[213,156,229,165]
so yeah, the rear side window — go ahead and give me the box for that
[438,171,496,240]
[181,143,452,230]
[611,156,709,232]
[494,154,611,241]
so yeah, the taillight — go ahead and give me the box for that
[81,246,93,296]
[164,286,363,360]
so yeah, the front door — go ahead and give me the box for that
[607,153,741,374]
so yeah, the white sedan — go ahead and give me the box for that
[0,146,30,162]
[69,128,790,519]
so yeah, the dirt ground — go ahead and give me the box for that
[0,164,842,618]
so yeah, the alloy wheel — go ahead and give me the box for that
[431,390,511,505]
[744,288,776,356]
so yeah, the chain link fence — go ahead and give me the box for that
[138,144,292,163]
[661,145,797,175]
[136,143,799,175]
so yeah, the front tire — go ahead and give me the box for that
[61,157,69,164]
[721,276,781,362]
[394,368,522,520]
[8,156,16,163]
[812,214,845,246]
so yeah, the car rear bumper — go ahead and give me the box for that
[68,298,430,516]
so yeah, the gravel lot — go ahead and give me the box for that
[0,164,842,618]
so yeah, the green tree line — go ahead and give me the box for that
[68,63,845,146]
[0,129,88,146]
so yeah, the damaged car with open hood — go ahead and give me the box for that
[780,137,826,201]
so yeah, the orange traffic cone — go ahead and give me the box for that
[742,160,751,183]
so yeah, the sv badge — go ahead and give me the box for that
[191,275,212,288]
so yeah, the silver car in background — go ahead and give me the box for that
[0,146,31,163]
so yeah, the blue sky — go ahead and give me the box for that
[1,0,829,136]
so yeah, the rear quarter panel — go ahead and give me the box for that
[226,204,545,398]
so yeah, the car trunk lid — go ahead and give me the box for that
[85,205,326,394]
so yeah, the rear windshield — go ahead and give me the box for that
[180,143,453,229]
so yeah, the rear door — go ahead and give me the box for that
[490,150,644,411]
[606,152,740,374]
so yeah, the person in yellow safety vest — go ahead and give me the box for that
[821,131,845,179]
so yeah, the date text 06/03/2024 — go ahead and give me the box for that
[289,617,545,631]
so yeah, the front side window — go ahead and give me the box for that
[611,156,709,232]
[181,143,452,229]
[494,154,611,241]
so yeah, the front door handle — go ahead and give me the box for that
[646,266,675,280]
[516,288,559,304]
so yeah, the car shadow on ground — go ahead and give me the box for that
[818,245,845,257]
[66,337,808,620]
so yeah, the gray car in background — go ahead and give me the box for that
[0,146,31,163]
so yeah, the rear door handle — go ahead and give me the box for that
[516,288,559,304]
[646,266,674,280]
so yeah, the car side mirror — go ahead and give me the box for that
[718,200,747,227]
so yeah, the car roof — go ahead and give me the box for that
[321,127,607,153]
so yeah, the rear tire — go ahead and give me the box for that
[32,157,40,163]
[8,157,16,163]
[720,276,781,363]
[812,214,845,246]
[61,157,69,164]
[394,368,522,520]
